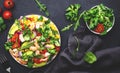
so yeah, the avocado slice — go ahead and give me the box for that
[21,42,34,50]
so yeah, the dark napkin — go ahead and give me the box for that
[42,32,120,73]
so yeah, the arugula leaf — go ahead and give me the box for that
[38,16,43,21]
[62,4,82,32]
[35,0,49,16]
[83,4,114,34]
[4,42,13,51]
[83,51,97,64]
[61,24,73,32]
[74,11,85,31]
[65,4,81,22]
[74,36,79,51]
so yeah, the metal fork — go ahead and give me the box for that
[0,54,11,73]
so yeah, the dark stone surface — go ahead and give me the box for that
[0,0,120,73]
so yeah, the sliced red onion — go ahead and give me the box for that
[19,51,22,57]
[18,16,23,20]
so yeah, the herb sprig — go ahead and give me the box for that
[35,0,49,16]
[61,4,82,32]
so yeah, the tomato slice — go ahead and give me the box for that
[11,31,21,49]
[40,50,47,54]
[20,23,25,30]
[36,32,42,36]
[55,46,60,52]
[10,32,19,43]
[27,17,34,21]
[12,42,20,49]
[33,58,41,64]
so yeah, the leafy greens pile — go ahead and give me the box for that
[62,4,114,35]
[83,4,114,35]
[61,4,82,32]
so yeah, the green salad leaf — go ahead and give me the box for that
[61,24,73,32]
[61,4,83,31]
[35,0,49,16]
[65,4,81,22]
[83,51,97,64]
[83,4,114,34]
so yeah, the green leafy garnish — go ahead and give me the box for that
[0,17,4,25]
[4,42,13,51]
[65,4,81,22]
[61,24,73,32]
[61,4,82,32]
[38,16,43,21]
[74,36,79,51]
[74,11,85,31]
[35,0,49,16]
[72,36,80,57]
[83,51,97,64]
[0,17,6,32]
[83,4,114,34]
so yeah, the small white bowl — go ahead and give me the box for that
[86,5,115,35]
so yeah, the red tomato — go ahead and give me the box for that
[55,46,60,52]
[11,32,20,48]
[94,24,104,33]
[10,32,19,43]
[27,17,34,21]
[2,10,12,19]
[36,32,42,36]
[40,50,47,54]
[12,42,20,49]
[20,23,25,30]
[0,7,2,13]
[33,58,41,64]
[3,0,14,9]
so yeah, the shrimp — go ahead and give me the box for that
[35,50,40,55]
[34,40,40,49]
[29,46,37,51]
[18,58,27,65]
[9,49,19,58]
[40,57,48,62]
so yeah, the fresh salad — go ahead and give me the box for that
[83,4,114,35]
[4,14,61,68]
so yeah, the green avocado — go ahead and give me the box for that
[9,23,19,35]
[21,42,34,49]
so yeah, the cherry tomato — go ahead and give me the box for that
[55,46,60,52]
[0,7,2,13]
[33,58,41,64]
[3,0,14,9]
[94,24,104,33]
[2,10,12,19]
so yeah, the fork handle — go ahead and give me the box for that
[6,67,11,73]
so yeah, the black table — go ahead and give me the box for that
[0,0,120,73]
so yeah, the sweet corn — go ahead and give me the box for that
[24,20,31,26]
[50,23,57,31]
[55,34,60,39]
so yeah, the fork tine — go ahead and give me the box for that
[2,55,6,63]
[1,55,5,63]
[0,54,7,64]
[3,55,7,61]
[0,55,4,63]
